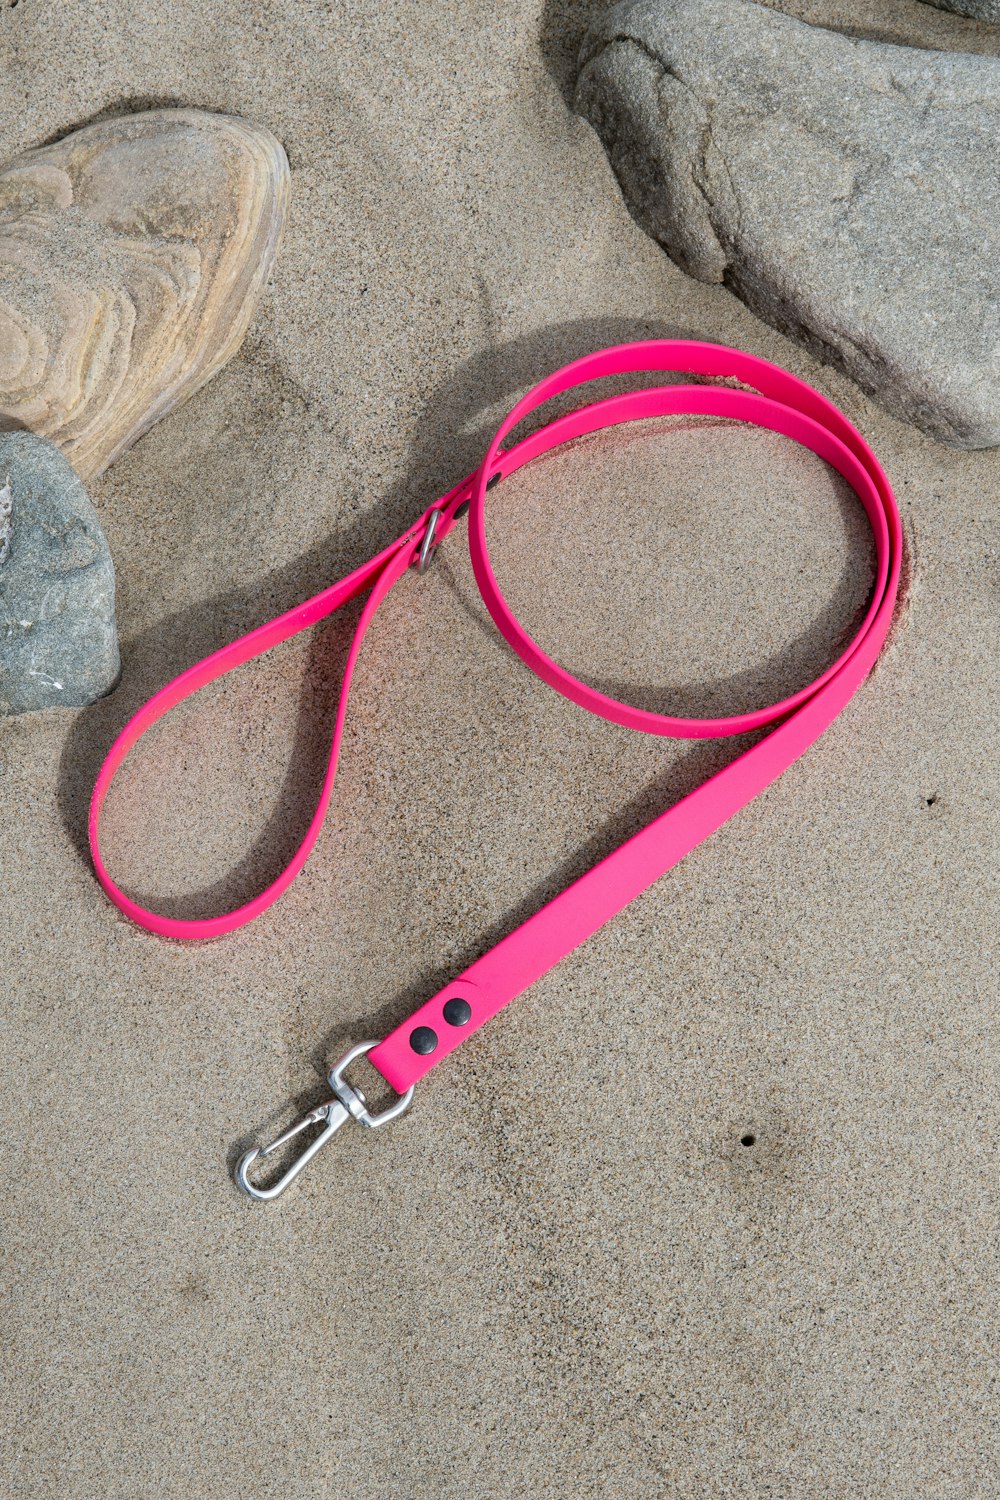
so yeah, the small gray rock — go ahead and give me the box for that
[921,1,1000,20]
[0,432,119,715]
[576,0,1000,447]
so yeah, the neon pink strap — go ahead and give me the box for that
[89,340,901,1098]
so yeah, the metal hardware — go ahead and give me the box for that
[328,1039,416,1127]
[236,1098,351,1201]
[416,507,442,574]
[235,1040,415,1201]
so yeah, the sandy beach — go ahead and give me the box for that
[1,1,998,1495]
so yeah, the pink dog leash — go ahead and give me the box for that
[89,340,902,1200]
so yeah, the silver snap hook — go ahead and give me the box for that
[235,1040,415,1201]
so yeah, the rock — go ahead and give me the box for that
[921,0,1000,20]
[0,431,119,714]
[576,0,1000,447]
[0,109,289,480]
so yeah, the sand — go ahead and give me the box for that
[1,2,998,1496]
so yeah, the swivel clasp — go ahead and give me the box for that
[235,1040,415,1202]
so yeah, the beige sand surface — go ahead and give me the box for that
[1,2,998,1496]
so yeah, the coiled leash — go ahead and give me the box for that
[89,340,902,1200]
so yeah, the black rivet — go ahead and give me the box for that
[443,997,472,1027]
[454,498,471,519]
[410,1026,438,1055]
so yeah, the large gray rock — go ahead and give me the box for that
[0,432,119,715]
[921,1,1000,20]
[576,0,1000,447]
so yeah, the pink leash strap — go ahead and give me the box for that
[88,340,902,1200]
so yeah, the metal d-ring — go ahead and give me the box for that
[416,507,442,575]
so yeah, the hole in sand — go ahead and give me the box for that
[740,1133,756,1148]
